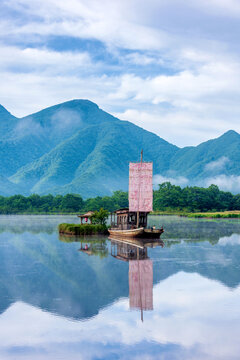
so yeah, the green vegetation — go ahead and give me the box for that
[187,211,240,218]
[59,208,109,236]
[1,100,177,198]
[153,182,240,213]
[1,100,240,199]
[0,191,128,214]
[170,130,240,179]
[59,236,108,258]
[91,208,109,225]
[0,182,240,215]
[1,99,240,200]
[58,223,108,235]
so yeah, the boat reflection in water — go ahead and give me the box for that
[110,236,164,321]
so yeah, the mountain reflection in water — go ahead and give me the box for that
[0,215,240,359]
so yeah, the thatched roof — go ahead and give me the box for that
[77,211,95,218]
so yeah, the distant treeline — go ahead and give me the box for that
[0,183,239,214]
[0,191,128,214]
[153,182,240,212]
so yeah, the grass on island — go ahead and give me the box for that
[58,223,109,235]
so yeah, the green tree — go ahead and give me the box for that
[91,208,109,225]
[60,194,83,212]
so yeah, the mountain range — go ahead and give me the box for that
[0,99,240,198]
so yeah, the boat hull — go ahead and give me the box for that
[108,227,164,239]
[141,228,164,239]
[108,227,144,238]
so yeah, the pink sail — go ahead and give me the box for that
[129,162,153,212]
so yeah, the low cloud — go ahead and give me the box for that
[153,174,189,188]
[13,117,44,138]
[12,109,83,138]
[204,174,240,193]
[205,156,230,172]
[51,109,82,132]
[153,172,240,194]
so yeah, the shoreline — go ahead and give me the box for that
[150,211,240,219]
[0,211,239,219]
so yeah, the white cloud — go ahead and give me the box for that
[0,45,92,75]
[113,106,237,147]
[0,71,115,117]
[13,117,44,138]
[109,55,240,145]
[1,0,240,147]
[152,172,240,193]
[2,0,169,51]
[205,157,230,172]
[204,175,240,193]
[51,109,82,131]
[153,174,189,188]
[123,53,164,66]
[110,60,240,107]
[192,0,240,16]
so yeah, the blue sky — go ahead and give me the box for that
[1,0,240,146]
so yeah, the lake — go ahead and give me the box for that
[0,215,240,360]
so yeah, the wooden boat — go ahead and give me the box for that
[109,151,164,239]
[142,228,164,239]
[109,227,164,239]
[108,227,144,238]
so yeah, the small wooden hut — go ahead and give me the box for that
[77,211,94,224]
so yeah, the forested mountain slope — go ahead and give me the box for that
[0,99,239,197]
[170,130,240,179]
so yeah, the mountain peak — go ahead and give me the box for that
[221,130,239,138]
[25,99,100,121]
[53,99,99,110]
[0,105,13,117]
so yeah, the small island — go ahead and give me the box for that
[58,208,109,236]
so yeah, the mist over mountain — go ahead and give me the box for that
[0,99,239,197]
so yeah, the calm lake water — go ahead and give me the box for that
[0,215,240,360]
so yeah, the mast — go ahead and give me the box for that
[137,150,143,228]
[137,259,144,322]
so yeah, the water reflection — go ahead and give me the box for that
[110,238,164,321]
[59,235,108,258]
[0,216,240,359]
[129,259,153,320]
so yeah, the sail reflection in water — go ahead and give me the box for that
[129,259,153,312]
[110,237,162,320]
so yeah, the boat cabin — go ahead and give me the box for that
[110,238,148,261]
[110,208,149,230]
